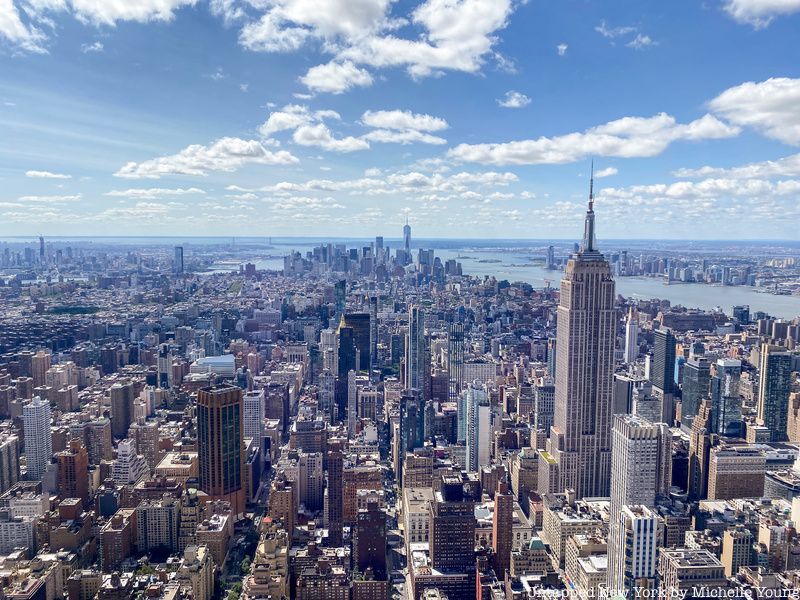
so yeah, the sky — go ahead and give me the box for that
[1,0,800,240]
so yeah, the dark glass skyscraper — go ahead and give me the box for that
[681,356,711,428]
[343,312,371,371]
[757,344,793,442]
[197,383,245,517]
[447,322,464,401]
[651,328,677,395]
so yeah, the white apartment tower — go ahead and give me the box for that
[607,414,672,592]
[23,396,52,481]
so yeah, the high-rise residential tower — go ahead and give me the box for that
[757,344,792,442]
[548,171,617,499]
[23,396,52,481]
[607,414,671,591]
[406,306,426,399]
[624,307,638,364]
[197,384,245,517]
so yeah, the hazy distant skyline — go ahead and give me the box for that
[2,0,800,239]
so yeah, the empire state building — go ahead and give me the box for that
[547,171,616,499]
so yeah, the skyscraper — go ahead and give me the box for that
[756,344,792,442]
[650,328,677,395]
[403,219,411,254]
[343,312,371,371]
[430,474,477,573]
[335,321,356,423]
[110,380,136,439]
[327,448,344,546]
[174,246,184,274]
[710,358,742,437]
[549,171,617,499]
[197,384,245,517]
[23,396,52,481]
[607,414,671,591]
[354,499,387,580]
[447,322,464,401]
[465,383,490,472]
[243,389,265,442]
[492,481,513,578]
[681,356,710,428]
[406,306,426,399]
[624,307,638,364]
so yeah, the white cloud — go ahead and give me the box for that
[708,77,800,145]
[448,112,740,165]
[594,167,618,178]
[238,0,516,86]
[18,194,82,202]
[105,187,206,199]
[239,11,310,52]
[557,43,567,56]
[36,0,197,26]
[80,41,104,53]
[239,83,249,92]
[259,104,331,137]
[4,0,197,52]
[595,20,656,49]
[361,109,448,132]
[299,60,373,94]
[723,0,800,28]
[674,153,800,179]
[26,170,72,179]
[115,137,298,178]
[498,90,531,108]
[0,0,47,53]
[594,20,636,38]
[292,124,370,152]
[626,33,657,49]
[599,177,800,201]
[339,0,514,78]
[362,129,447,145]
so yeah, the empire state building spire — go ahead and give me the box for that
[581,161,597,254]
[542,158,617,499]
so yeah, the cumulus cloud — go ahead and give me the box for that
[594,167,618,178]
[260,104,448,148]
[2,0,197,52]
[557,43,567,56]
[361,109,448,132]
[708,77,800,145]
[115,137,298,178]
[447,112,740,166]
[26,170,71,179]
[497,91,531,108]
[299,60,373,94]
[105,187,206,199]
[18,194,82,202]
[292,123,370,152]
[723,0,800,28]
[674,153,800,179]
[30,0,198,26]
[0,0,47,53]
[80,41,104,53]
[259,104,340,137]
[361,129,447,145]
[234,0,516,89]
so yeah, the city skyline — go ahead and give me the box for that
[1,1,800,238]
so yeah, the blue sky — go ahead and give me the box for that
[1,0,799,239]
